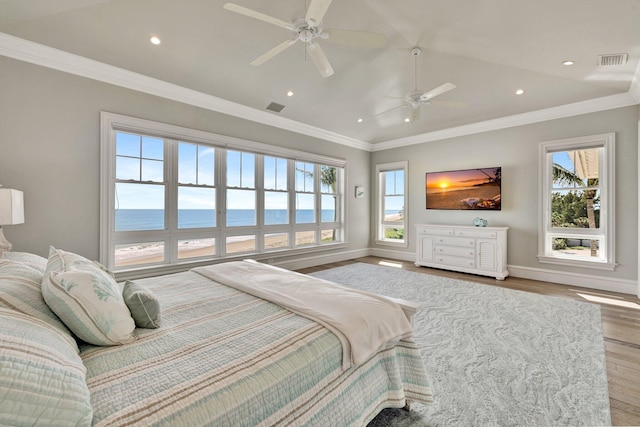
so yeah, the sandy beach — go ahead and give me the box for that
[115,230,336,267]
[426,184,500,210]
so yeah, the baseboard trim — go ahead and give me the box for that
[368,247,416,262]
[273,247,638,295]
[273,248,370,271]
[507,264,638,295]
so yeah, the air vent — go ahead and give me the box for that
[266,102,285,113]
[597,53,628,67]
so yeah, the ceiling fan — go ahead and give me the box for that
[223,0,387,78]
[377,47,460,122]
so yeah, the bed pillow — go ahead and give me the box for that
[1,251,48,273]
[0,258,77,350]
[0,308,93,426]
[123,280,161,328]
[41,246,136,346]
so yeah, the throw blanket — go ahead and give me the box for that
[193,260,413,370]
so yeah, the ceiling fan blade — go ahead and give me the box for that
[324,29,386,48]
[374,103,408,117]
[223,3,292,30]
[430,100,467,108]
[306,0,333,26]
[420,82,456,101]
[250,39,297,66]
[306,42,334,77]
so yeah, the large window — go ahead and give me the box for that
[539,133,615,270]
[101,113,345,272]
[376,161,408,246]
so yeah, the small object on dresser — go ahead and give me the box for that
[473,217,488,227]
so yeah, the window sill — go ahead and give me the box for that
[537,255,616,271]
[375,239,408,248]
[113,242,348,281]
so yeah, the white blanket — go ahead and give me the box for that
[192,260,414,370]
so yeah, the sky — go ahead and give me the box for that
[425,167,499,190]
[115,132,326,211]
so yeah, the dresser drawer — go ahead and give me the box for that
[417,227,454,236]
[433,254,475,268]
[435,245,475,258]
[455,229,497,239]
[434,236,475,247]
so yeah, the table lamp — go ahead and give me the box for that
[0,188,24,255]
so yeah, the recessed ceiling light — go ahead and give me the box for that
[149,35,161,45]
[357,118,363,123]
[563,60,575,66]
[404,118,411,123]
[515,89,524,95]
[286,90,294,97]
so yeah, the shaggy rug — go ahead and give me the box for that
[310,263,610,427]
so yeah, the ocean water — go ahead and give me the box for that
[115,209,340,231]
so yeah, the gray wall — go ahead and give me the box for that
[2,54,638,286]
[0,56,371,260]
[371,105,639,284]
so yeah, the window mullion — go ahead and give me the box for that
[288,159,295,238]
[219,148,228,256]
[256,154,264,250]
[314,164,320,234]
[166,138,178,263]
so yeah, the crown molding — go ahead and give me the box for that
[1,32,638,154]
[629,56,640,104]
[372,91,639,151]
[0,32,370,151]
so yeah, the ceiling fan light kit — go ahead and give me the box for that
[223,0,386,78]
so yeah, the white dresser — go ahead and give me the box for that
[415,224,509,280]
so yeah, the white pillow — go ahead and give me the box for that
[41,247,136,346]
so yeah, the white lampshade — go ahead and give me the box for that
[0,189,25,225]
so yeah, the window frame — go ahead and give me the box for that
[538,132,616,270]
[100,112,346,275]
[375,161,408,247]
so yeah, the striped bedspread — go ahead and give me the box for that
[81,270,433,426]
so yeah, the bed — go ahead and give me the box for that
[0,248,433,426]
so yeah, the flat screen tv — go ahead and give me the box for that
[425,167,501,210]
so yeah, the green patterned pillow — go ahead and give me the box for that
[0,308,93,426]
[123,280,161,328]
[41,247,136,346]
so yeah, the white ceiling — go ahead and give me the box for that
[1,0,639,148]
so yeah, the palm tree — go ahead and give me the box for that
[296,165,338,241]
[552,163,599,256]
[320,166,338,241]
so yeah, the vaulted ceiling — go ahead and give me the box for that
[1,0,639,149]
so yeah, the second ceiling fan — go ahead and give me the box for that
[377,47,462,122]
[223,0,387,77]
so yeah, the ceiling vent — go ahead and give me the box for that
[597,53,628,67]
[266,102,285,113]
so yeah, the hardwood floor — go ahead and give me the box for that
[297,256,640,426]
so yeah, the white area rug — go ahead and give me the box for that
[310,263,610,426]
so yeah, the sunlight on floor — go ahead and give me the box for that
[378,260,403,268]
[577,293,640,310]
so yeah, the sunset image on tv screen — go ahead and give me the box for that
[425,167,501,210]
